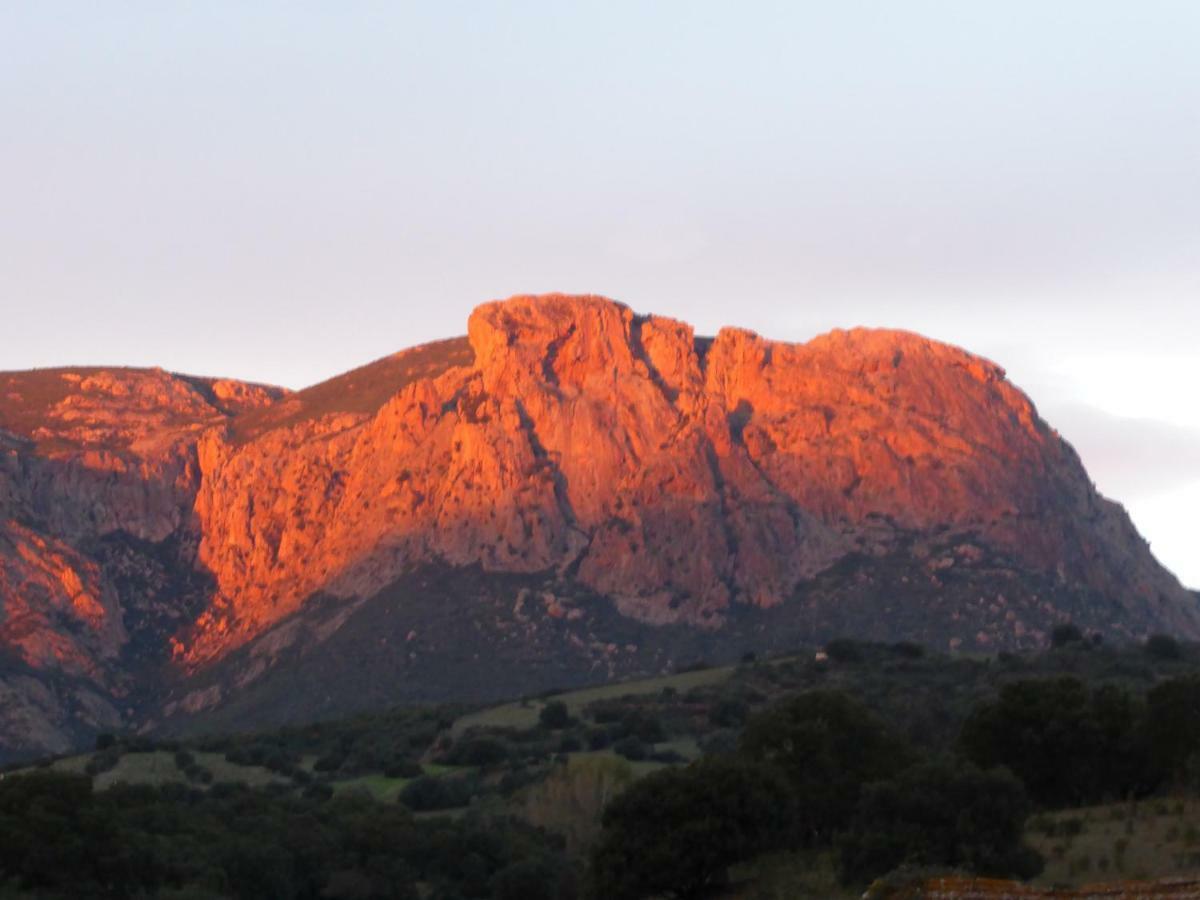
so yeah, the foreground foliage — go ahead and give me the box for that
[0,772,575,900]
[589,756,789,899]
[4,637,1200,898]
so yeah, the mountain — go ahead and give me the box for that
[1,294,1195,760]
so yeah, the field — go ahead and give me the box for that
[1028,799,1200,886]
[449,661,741,736]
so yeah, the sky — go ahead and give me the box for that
[2,2,1197,585]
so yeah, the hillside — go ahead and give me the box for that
[1,293,1197,760]
[10,641,1200,898]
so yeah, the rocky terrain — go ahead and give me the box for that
[1,294,1196,759]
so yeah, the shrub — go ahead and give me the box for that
[612,737,647,762]
[1050,623,1084,649]
[1147,675,1200,784]
[302,782,334,802]
[619,711,665,743]
[890,641,925,659]
[523,756,634,854]
[740,691,913,844]
[313,751,346,773]
[398,774,480,811]
[698,729,738,756]
[648,749,685,764]
[539,701,571,730]
[590,756,789,899]
[959,677,1153,806]
[557,734,582,754]
[84,748,121,777]
[383,759,423,779]
[837,759,1042,885]
[824,638,864,663]
[1145,634,1182,661]
[444,736,510,768]
[708,698,749,728]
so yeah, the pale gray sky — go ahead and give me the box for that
[2,2,1197,584]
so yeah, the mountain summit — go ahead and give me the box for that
[1,294,1195,759]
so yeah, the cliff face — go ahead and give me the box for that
[0,295,1195,757]
[0,367,284,755]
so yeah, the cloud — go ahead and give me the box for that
[1045,402,1200,501]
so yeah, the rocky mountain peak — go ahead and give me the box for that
[1,294,1195,759]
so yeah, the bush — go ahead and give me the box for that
[837,759,1042,885]
[398,774,481,811]
[619,711,665,743]
[824,639,864,663]
[890,641,925,659]
[539,701,571,729]
[612,737,647,762]
[522,756,634,855]
[649,749,685,764]
[1050,623,1084,648]
[708,698,749,728]
[1145,634,1182,661]
[384,759,424,779]
[313,751,346,773]
[490,858,563,900]
[590,756,789,899]
[444,736,510,768]
[698,729,738,756]
[183,764,213,785]
[1147,675,1200,784]
[959,677,1152,806]
[302,782,334,802]
[84,748,121,776]
[739,691,913,844]
[557,734,582,754]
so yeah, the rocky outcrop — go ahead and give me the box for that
[1,295,1196,758]
[0,367,286,757]
[182,295,1198,665]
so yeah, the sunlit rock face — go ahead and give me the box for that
[1,294,1196,757]
[186,294,1197,656]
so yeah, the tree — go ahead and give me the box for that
[1145,633,1182,661]
[739,691,913,844]
[589,756,788,899]
[1049,623,1084,649]
[539,701,571,729]
[837,759,1042,885]
[1146,675,1200,785]
[524,756,634,854]
[958,677,1151,806]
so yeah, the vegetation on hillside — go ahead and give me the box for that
[3,634,1200,897]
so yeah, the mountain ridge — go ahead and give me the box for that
[1,293,1195,759]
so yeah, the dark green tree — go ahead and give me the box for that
[539,701,572,729]
[1146,675,1200,785]
[1145,633,1182,661]
[589,756,788,899]
[738,690,913,843]
[1049,623,1084,649]
[837,759,1042,885]
[958,677,1151,806]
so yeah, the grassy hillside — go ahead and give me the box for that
[228,336,473,443]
